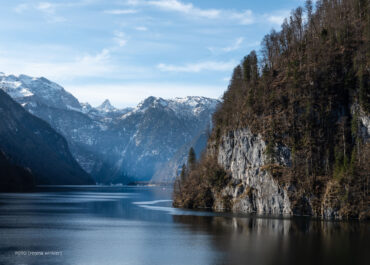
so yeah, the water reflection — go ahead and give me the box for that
[0,186,368,265]
[173,215,370,265]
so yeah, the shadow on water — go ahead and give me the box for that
[172,214,370,265]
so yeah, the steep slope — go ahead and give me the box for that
[0,73,131,180]
[0,90,94,185]
[174,0,370,220]
[110,96,218,182]
[152,130,209,183]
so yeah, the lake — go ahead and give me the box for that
[0,186,368,265]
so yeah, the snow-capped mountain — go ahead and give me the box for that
[0,73,219,183]
[115,96,217,181]
[85,99,133,121]
[0,72,80,111]
[97,99,117,113]
[125,96,218,118]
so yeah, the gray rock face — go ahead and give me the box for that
[351,104,370,141]
[359,109,370,141]
[211,128,292,215]
[0,73,218,183]
[209,111,370,218]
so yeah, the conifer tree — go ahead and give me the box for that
[187,147,196,170]
[180,164,187,182]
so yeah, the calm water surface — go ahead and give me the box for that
[0,186,368,265]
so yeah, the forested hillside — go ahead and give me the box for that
[174,0,370,219]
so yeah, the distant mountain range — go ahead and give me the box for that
[0,90,94,189]
[0,72,218,184]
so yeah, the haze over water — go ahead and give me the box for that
[0,186,368,265]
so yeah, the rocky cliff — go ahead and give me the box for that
[175,106,369,219]
[208,111,369,217]
[209,128,292,215]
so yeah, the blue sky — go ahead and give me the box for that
[0,0,304,107]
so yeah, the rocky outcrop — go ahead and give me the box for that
[207,116,369,219]
[359,109,370,141]
[209,128,292,216]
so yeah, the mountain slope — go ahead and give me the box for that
[0,90,94,185]
[0,73,128,179]
[152,129,209,183]
[0,73,218,183]
[106,96,218,182]
[0,151,35,192]
[174,0,370,220]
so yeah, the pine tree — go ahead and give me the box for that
[187,147,196,170]
[180,164,187,182]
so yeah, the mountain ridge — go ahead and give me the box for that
[0,73,218,183]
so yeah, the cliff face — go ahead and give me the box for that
[208,110,369,218]
[210,128,292,215]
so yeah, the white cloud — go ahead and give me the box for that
[124,0,141,6]
[265,10,290,26]
[135,26,148,31]
[208,37,252,54]
[14,3,29,13]
[79,48,110,62]
[157,60,236,73]
[36,2,55,14]
[36,2,67,22]
[120,0,290,27]
[0,49,114,81]
[222,37,244,52]
[104,9,138,14]
[147,0,220,19]
[209,39,259,54]
[14,1,96,22]
[14,1,66,23]
[230,10,254,25]
[114,31,128,47]
[145,0,255,25]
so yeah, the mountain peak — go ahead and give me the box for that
[0,72,80,110]
[97,99,116,112]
